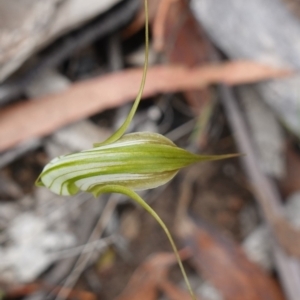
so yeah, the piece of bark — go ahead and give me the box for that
[237,86,286,179]
[0,62,290,152]
[0,0,123,82]
[220,85,300,255]
[190,0,300,138]
[0,0,139,104]
[220,85,300,300]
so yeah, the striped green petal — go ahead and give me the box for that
[36,132,235,196]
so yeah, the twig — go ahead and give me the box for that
[107,33,124,72]
[49,235,116,260]
[219,84,300,300]
[54,194,120,300]
[165,119,196,141]
[0,139,41,168]
[43,193,92,226]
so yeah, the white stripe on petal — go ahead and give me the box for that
[42,162,122,194]
[77,173,149,191]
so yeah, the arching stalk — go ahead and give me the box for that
[96,0,149,147]
[94,185,196,300]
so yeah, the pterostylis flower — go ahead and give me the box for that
[36,132,236,197]
[36,1,238,299]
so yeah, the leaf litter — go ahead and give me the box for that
[0,0,299,299]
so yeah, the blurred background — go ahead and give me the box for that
[0,0,300,299]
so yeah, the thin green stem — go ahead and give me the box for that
[95,185,196,300]
[96,0,149,147]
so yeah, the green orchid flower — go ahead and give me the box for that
[36,132,235,197]
[36,1,237,299]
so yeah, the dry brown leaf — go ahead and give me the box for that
[163,0,214,116]
[159,279,203,300]
[5,283,96,300]
[0,62,290,152]
[153,0,179,52]
[114,249,191,300]
[177,217,285,300]
[175,171,285,300]
[50,287,96,300]
[161,0,215,67]
[122,0,160,38]
[5,283,40,298]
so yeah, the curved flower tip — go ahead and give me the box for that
[36,132,238,196]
